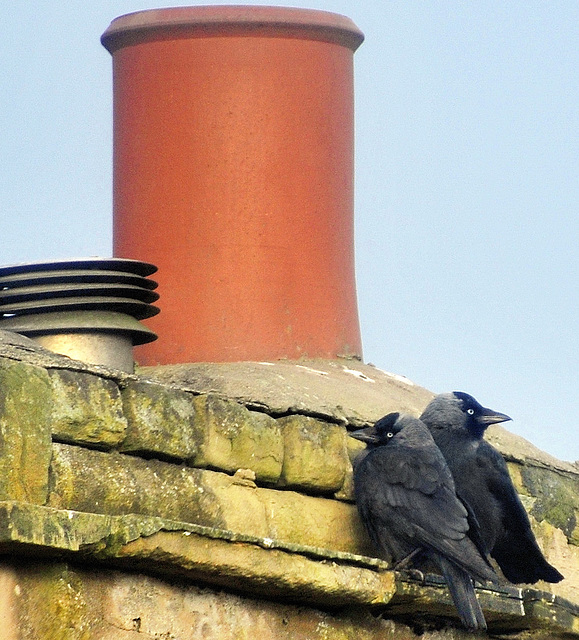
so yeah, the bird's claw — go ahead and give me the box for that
[398,568,426,583]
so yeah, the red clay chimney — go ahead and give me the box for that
[101,6,364,365]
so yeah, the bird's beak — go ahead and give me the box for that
[477,407,512,426]
[349,426,380,445]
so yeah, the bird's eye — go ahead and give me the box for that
[386,432,394,438]
[467,408,475,415]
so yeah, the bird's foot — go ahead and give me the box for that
[398,568,426,583]
[392,548,423,571]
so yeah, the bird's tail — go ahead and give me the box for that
[437,556,487,631]
[492,529,564,584]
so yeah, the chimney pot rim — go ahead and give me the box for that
[101,5,364,53]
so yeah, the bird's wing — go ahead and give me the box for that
[460,495,494,569]
[475,441,563,583]
[358,443,470,542]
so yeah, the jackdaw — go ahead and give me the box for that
[420,392,564,584]
[351,412,498,631]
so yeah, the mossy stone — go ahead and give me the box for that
[277,415,348,493]
[48,369,126,449]
[520,465,579,543]
[121,380,200,460]
[16,563,93,640]
[47,443,226,530]
[0,359,52,503]
[191,395,283,484]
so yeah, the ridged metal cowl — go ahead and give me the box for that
[0,258,159,372]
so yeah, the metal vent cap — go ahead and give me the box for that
[0,258,160,372]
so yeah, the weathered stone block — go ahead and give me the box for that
[529,517,579,605]
[11,562,95,639]
[519,463,579,544]
[45,443,370,554]
[277,415,348,493]
[47,444,273,539]
[335,433,367,501]
[260,487,373,555]
[0,360,52,504]
[120,380,199,461]
[191,395,283,484]
[48,369,126,449]
[47,443,227,531]
[206,472,270,538]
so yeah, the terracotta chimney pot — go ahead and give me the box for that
[102,6,364,365]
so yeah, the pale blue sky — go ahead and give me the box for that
[1,2,577,461]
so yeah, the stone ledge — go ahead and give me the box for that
[390,574,579,637]
[0,500,393,608]
[0,501,577,636]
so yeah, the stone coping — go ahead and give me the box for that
[139,358,434,428]
[0,501,577,636]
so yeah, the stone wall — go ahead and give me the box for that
[0,330,577,638]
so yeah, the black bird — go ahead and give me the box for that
[420,392,564,585]
[351,412,498,631]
